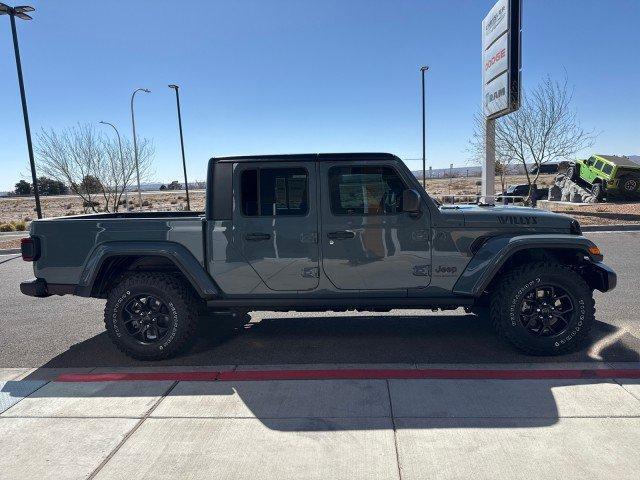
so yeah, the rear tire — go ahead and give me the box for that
[104,273,199,360]
[619,175,639,197]
[490,262,594,355]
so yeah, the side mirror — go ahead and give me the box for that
[403,189,422,217]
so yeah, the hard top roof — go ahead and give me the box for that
[593,154,640,167]
[213,152,399,163]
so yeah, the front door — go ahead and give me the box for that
[320,162,431,291]
[233,161,319,291]
[581,158,598,183]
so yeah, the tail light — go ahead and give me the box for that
[21,237,40,262]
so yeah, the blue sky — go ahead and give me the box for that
[1,0,638,190]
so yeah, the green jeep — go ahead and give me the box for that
[567,154,640,200]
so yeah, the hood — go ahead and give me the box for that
[441,204,577,232]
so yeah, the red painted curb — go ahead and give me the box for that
[55,368,640,382]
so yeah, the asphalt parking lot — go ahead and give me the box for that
[1,231,639,369]
[1,231,640,480]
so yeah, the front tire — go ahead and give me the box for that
[104,273,199,360]
[490,262,594,355]
[591,182,604,201]
[567,165,578,181]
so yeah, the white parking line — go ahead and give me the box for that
[588,326,629,361]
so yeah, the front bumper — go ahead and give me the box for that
[585,261,617,292]
[20,278,75,297]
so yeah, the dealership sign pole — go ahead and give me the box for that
[481,0,521,204]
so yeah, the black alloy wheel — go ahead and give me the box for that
[122,294,174,345]
[519,284,574,338]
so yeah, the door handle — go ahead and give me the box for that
[326,230,355,240]
[245,232,271,241]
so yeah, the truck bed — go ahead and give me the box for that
[30,212,206,286]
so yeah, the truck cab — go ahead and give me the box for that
[208,153,435,296]
[21,153,616,360]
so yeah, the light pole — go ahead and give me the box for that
[168,84,190,210]
[1,3,41,218]
[420,66,429,187]
[130,88,150,211]
[99,121,128,209]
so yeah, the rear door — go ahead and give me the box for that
[319,161,431,291]
[233,161,319,291]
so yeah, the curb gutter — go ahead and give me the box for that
[56,368,640,383]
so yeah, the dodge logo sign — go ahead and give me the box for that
[483,32,509,83]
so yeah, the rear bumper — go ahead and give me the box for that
[586,261,617,292]
[20,278,75,298]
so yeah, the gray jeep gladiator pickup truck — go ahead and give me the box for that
[20,153,616,359]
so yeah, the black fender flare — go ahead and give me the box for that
[76,241,220,299]
[452,234,602,297]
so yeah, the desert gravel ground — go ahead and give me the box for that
[1,173,639,229]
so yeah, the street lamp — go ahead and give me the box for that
[168,84,190,210]
[420,66,429,188]
[99,121,128,209]
[1,3,41,218]
[130,88,150,211]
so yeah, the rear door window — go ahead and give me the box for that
[594,160,604,170]
[602,163,613,175]
[241,167,308,216]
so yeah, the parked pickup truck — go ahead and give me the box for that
[21,153,616,359]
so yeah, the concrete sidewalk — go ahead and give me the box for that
[1,365,639,480]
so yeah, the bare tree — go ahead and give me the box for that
[99,135,155,212]
[469,76,597,199]
[36,124,155,212]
